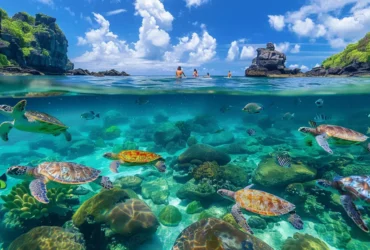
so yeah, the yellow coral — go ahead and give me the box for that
[193,161,220,180]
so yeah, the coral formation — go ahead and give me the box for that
[114,176,142,190]
[141,178,169,205]
[186,201,204,214]
[282,233,330,250]
[178,144,231,165]
[158,205,182,227]
[193,161,220,180]
[103,126,121,140]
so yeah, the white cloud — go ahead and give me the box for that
[289,64,310,72]
[185,0,209,8]
[200,23,206,30]
[37,0,53,5]
[315,63,321,67]
[73,1,216,74]
[290,44,300,53]
[106,9,127,16]
[269,0,370,48]
[64,7,75,17]
[268,15,285,31]
[289,64,299,69]
[300,65,309,71]
[192,21,198,26]
[226,41,240,61]
[274,42,290,53]
[240,46,255,60]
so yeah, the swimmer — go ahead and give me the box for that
[176,66,186,78]
[193,69,198,77]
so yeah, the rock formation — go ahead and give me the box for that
[0,9,74,74]
[245,42,302,77]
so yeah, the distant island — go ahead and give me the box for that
[0,9,129,76]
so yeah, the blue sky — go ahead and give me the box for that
[2,0,370,75]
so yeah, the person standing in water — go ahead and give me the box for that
[204,72,210,78]
[227,71,232,78]
[193,69,198,77]
[176,66,186,78]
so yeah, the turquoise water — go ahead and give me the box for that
[0,76,370,250]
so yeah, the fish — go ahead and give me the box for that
[242,103,263,114]
[247,129,256,136]
[220,105,232,113]
[315,98,324,108]
[314,114,331,123]
[0,173,7,189]
[275,152,292,168]
[135,97,149,105]
[282,112,295,120]
[81,111,100,120]
[214,129,225,134]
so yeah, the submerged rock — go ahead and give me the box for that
[8,226,85,250]
[253,156,317,187]
[172,218,273,250]
[282,233,330,250]
[186,201,204,214]
[141,178,169,205]
[114,176,142,190]
[202,131,235,146]
[158,205,182,227]
[176,179,217,201]
[178,144,231,165]
[248,216,267,230]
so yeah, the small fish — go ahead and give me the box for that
[220,105,232,113]
[282,112,295,120]
[315,98,324,108]
[241,240,254,250]
[294,98,302,106]
[0,173,7,189]
[242,103,263,114]
[247,129,256,136]
[214,129,225,134]
[275,152,292,168]
[314,114,331,123]
[81,111,100,120]
[135,97,149,105]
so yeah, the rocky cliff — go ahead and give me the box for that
[306,33,370,77]
[0,9,73,74]
[245,43,302,77]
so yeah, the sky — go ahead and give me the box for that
[1,0,370,75]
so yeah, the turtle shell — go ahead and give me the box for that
[337,176,370,203]
[235,189,295,216]
[25,111,68,128]
[317,125,368,142]
[37,162,101,184]
[117,150,163,164]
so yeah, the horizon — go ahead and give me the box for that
[1,0,368,75]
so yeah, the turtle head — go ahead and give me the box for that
[0,104,13,117]
[298,127,316,135]
[217,189,235,201]
[7,166,31,179]
[316,179,337,193]
[103,152,116,160]
[155,160,166,173]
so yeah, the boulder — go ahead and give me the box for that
[178,144,231,165]
[252,156,317,187]
[282,233,330,250]
[153,122,182,146]
[176,179,217,201]
[114,176,142,190]
[248,216,267,230]
[172,218,273,250]
[158,205,182,227]
[141,178,169,205]
[201,131,234,146]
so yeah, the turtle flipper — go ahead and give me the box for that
[288,211,304,230]
[63,131,72,141]
[315,134,333,154]
[97,176,113,189]
[340,195,369,232]
[0,121,13,141]
[231,203,254,234]
[109,160,121,173]
[29,177,49,204]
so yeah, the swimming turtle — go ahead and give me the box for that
[103,150,166,173]
[298,123,368,154]
[217,185,303,234]
[316,176,370,232]
[6,162,113,204]
[0,100,71,142]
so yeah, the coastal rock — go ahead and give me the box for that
[178,144,231,165]
[172,218,273,250]
[202,131,234,146]
[252,156,317,187]
[68,68,129,76]
[245,43,301,77]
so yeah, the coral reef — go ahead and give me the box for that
[114,176,142,190]
[201,131,235,146]
[103,126,121,140]
[186,136,197,147]
[193,161,220,180]
[176,179,217,201]
[141,178,169,205]
[8,226,85,250]
[248,216,267,230]
[186,201,204,214]
[103,110,128,128]
[282,233,330,250]
[158,205,182,227]
[178,144,231,165]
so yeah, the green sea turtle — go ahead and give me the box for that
[298,123,368,154]
[316,175,370,232]
[217,185,303,234]
[0,100,71,141]
[6,162,113,204]
[103,150,166,173]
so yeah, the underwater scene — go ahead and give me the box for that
[0,76,370,250]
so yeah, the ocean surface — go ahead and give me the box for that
[0,75,369,250]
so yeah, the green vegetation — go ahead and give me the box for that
[22,47,33,57]
[323,33,370,68]
[0,54,10,66]
[42,49,49,57]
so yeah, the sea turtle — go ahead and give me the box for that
[316,176,370,232]
[6,162,113,204]
[103,150,166,173]
[218,185,303,234]
[0,100,71,141]
[298,123,368,154]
